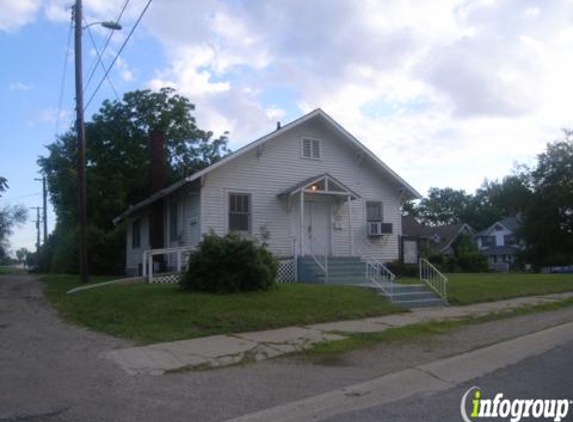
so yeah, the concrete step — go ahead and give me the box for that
[391,291,439,301]
[380,284,428,294]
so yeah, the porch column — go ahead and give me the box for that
[348,194,353,255]
[300,190,304,256]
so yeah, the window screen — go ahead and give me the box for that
[229,193,251,232]
[366,201,383,222]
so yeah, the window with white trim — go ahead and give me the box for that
[229,193,251,232]
[366,201,383,222]
[302,138,321,160]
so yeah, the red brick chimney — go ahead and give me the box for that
[149,130,166,251]
[149,130,167,195]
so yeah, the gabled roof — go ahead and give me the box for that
[476,216,522,237]
[114,108,421,224]
[401,216,476,254]
[277,173,360,199]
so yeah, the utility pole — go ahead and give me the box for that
[74,0,89,283]
[29,207,41,255]
[34,176,48,244]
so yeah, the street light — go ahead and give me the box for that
[83,21,123,31]
[73,0,121,283]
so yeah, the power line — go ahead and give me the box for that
[85,0,153,111]
[83,0,131,95]
[55,13,74,136]
[83,16,120,102]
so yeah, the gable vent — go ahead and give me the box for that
[302,138,321,159]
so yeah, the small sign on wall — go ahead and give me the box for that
[333,215,343,230]
[402,238,419,264]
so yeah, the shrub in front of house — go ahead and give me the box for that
[181,232,279,293]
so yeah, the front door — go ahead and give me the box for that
[294,199,332,256]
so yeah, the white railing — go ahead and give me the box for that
[309,235,328,283]
[419,258,448,300]
[142,246,196,283]
[365,257,396,300]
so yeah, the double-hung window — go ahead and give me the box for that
[366,201,383,223]
[229,193,251,233]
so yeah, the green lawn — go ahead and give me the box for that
[41,272,573,345]
[43,275,404,345]
[446,273,573,305]
[0,266,27,275]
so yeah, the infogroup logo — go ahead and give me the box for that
[460,386,571,422]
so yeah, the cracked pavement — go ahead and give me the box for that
[2,274,573,422]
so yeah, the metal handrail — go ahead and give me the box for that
[309,235,328,283]
[364,257,396,301]
[419,258,448,300]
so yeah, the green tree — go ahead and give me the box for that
[401,200,420,218]
[417,187,472,226]
[38,88,229,274]
[522,131,573,267]
[15,247,28,265]
[0,177,27,260]
[467,174,532,230]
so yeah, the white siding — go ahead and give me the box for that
[200,119,403,262]
[125,211,150,275]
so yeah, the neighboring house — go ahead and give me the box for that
[400,216,476,264]
[114,109,421,282]
[475,216,524,271]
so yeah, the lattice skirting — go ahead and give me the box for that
[277,258,296,283]
[150,259,297,284]
[151,272,182,284]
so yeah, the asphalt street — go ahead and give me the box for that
[1,274,573,422]
[325,339,573,422]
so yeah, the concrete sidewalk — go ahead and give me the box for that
[102,292,573,375]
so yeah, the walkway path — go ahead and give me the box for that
[103,291,573,374]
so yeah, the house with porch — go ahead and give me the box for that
[475,216,524,271]
[114,109,447,306]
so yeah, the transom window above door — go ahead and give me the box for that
[301,138,321,160]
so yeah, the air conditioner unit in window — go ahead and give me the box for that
[367,222,393,236]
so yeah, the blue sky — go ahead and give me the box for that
[1,0,572,253]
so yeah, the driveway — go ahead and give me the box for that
[2,274,573,422]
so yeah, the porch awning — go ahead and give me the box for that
[277,173,360,199]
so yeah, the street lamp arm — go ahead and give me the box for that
[82,21,122,31]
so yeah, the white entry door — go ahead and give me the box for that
[295,200,332,256]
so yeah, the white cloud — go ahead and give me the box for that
[134,0,573,193]
[9,82,33,91]
[0,0,41,32]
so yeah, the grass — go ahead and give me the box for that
[0,266,27,275]
[301,297,573,360]
[394,273,573,305]
[446,273,573,305]
[41,272,573,346]
[43,275,404,345]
